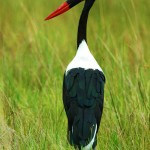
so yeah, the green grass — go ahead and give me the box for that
[0,0,150,149]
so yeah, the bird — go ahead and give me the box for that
[45,0,105,149]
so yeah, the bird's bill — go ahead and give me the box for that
[45,0,83,20]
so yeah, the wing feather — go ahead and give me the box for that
[63,68,105,146]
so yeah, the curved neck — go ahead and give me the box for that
[77,0,95,48]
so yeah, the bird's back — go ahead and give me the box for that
[66,40,103,72]
[63,67,105,149]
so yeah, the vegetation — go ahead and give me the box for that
[0,0,149,149]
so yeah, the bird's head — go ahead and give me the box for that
[45,0,95,20]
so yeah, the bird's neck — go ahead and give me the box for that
[77,0,95,48]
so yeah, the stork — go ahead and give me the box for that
[45,0,105,149]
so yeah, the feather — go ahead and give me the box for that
[63,68,105,148]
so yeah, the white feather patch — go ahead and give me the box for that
[66,40,103,73]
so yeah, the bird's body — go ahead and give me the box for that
[63,40,105,150]
[63,68,105,149]
[45,0,105,149]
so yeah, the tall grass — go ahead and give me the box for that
[0,0,150,149]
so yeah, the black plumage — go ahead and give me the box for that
[63,68,105,149]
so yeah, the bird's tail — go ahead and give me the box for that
[71,107,97,149]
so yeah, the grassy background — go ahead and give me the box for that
[0,0,150,149]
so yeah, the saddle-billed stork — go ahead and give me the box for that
[45,0,105,149]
